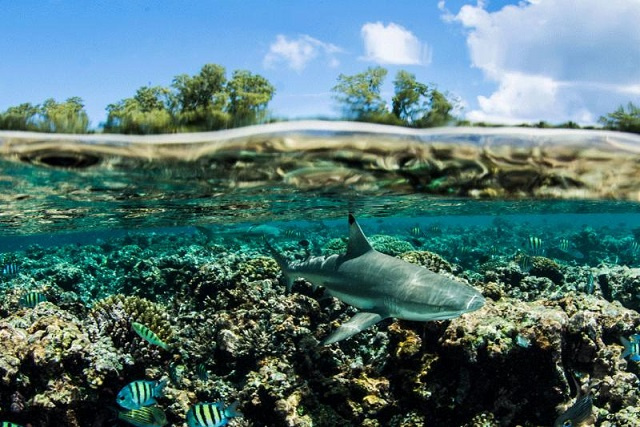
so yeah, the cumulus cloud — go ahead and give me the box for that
[360,22,431,65]
[451,0,640,124]
[264,35,342,72]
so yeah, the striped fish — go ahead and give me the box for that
[528,236,543,255]
[116,379,167,410]
[196,363,209,381]
[2,263,19,276]
[283,228,303,238]
[187,401,241,427]
[408,225,423,237]
[19,291,47,308]
[131,322,169,350]
[631,241,640,254]
[1,422,24,427]
[559,238,570,252]
[118,406,167,427]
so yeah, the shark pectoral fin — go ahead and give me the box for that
[322,311,385,345]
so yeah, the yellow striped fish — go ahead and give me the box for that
[19,291,47,308]
[131,322,169,350]
[118,406,167,427]
[116,379,167,410]
[187,401,241,427]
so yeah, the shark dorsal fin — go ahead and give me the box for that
[346,214,374,258]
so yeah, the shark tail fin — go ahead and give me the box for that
[264,238,295,293]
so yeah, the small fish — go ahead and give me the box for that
[489,246,498,258]
[116,379,168,410]
[284,228,303,238]
[187,401,241,427]
[553,373,593,427]
[409,225,423,237]
[19,291,47,308]
[131,322,169,350]
[196,363,209,381]
[560,238,570,252]
[517,253,532,272]
[2,263,19,276]
[620,334,640,361]
[1,422,24,427]
[585,272,595,295]
[429,224,441,234]
[118,406,168,427]
[631,241,640,254]
[528,236,543,255]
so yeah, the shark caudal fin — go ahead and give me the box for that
[322,311,385,345]
[346,214,374,259]
[264,238,296,292]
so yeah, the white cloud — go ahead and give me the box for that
[451,0,640,124]
[264,35,342,72]
[360,22,431,66]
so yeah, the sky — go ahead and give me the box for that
[0,0,639,128]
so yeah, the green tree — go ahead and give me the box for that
[172,64,227,112]
[599,102,640,134]
[332,67,395,122]
[104,86,173,134]
[415,89,455,128]
[227,70,275,126]
[172,64,230,131]
[0,103,40,131]
[39,97,90,133]
[392,70,430,124]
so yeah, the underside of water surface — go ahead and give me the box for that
[2,122,640,426]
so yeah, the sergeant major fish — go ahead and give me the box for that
[187,401,241,427]
[267,214,485,344]
[118,406,168,427]
[116,379,168,410]
[19,291,47,308]
[553,372,593,427]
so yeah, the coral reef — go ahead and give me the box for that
[2,219,640,425]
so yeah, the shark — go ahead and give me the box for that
[268,214,485,344]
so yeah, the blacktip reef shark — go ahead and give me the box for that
[267,214,485,345]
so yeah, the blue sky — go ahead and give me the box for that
[1,0,638,128]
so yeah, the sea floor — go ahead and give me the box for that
[1,216,640,426]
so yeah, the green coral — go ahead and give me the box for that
[88,294,173,350]
[233,256,280,284]
[530,256,564,285]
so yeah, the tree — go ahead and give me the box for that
[392,71,430,124]
[227,70,275,126]
[172,64,227,112]
[332,67,393,122]
[104,86,173,134]
[39,97,90,133]
[0,103,39,131]
[599,102,640,134]
[416,89,454,128]
[172,64,230,131]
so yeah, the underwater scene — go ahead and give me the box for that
[3,122,640,426]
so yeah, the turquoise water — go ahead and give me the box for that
[2,122,640,426]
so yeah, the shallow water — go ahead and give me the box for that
[2,122,640,426]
